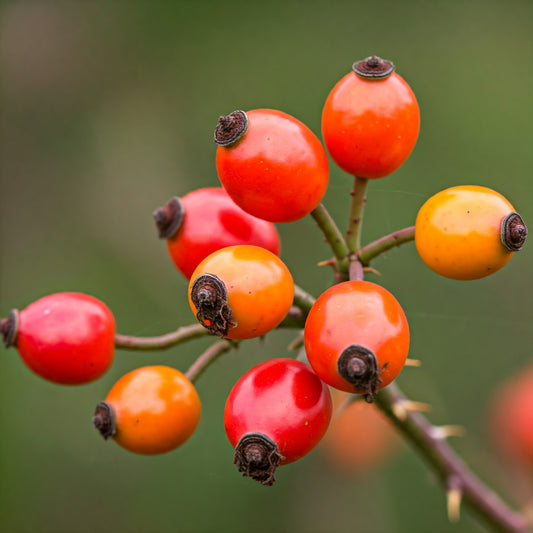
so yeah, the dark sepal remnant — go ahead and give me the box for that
[501,212,527,252]
[92,401,116,440]
[337,344,383,402]
[233,433,284,486]
[352,55,395,79]
[153,196,185,239]
[0,309,19,348]
[214,110,249,147]
[190,274,235,338]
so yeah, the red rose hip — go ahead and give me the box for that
[215,109,329,223]
[322,56,420,179]
[1,292,115,384]
[304,280,410,399]
[154,187,281,279]
[224,358,332,485]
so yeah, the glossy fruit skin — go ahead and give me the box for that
[167,187,281,279]
[323,392,398,473]
[321,70,420,178]
[304,280,410,393]
[490,367,533,469]
[104,365,201,455]
[15,292,115,384]
[216,109,329,223]
[188,245,294,340]
[415,185,516,280]
[224,358,332,464]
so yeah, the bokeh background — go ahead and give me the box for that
[1,1,532,532]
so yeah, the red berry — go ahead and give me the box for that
[304,280,410,399]
[224,358,332,485]
[322,56,420,179]
[3,292,115,384]
[215,109,329,223]
[155,187,281,279]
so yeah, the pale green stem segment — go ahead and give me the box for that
[375,383,529,533]
[292,284,316,316]
[185,340,235,383]
[114,324,208,351]
[310,203,350,273]
[346,176,369,252]
[357,226,415,264]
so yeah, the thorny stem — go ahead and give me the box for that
[375,383,530,533]
[185,340,235,383]
[288,201,527,529]
[357,226,416,264]
[346,176,369,252]
[310,203,350,273]
[114,324,208,350]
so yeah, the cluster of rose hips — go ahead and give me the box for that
[1,56,528,488]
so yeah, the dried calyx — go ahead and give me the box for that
[0,309,19,348]
[337,344,382,401]
[190,274,235,338]
[92,401,116,440]
[233,433,283,486]
[352,55,395,79]
[214,110,249,147]
[153,196,185,239]
[501,212,527,252]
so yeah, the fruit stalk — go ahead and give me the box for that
[185,340,235,383]
[114,324,208,351]
[310,203,350,273]
[346,176,369,252]
[357,226,416,264]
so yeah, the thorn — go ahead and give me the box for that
[405,358,422,367]
[447,488,462,522]
[446,477,462,523]
[430,425,466,440]
[392,399,431,421]
[317,258,335,267]
[363,266,382,276]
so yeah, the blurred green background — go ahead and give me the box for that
[1,1,532,532]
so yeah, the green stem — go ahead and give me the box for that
[375,383,529,533]
[357,226,415,264]
[114,324,208,351]
[346,176,369,252]
[293,284,316,316]
[278,307,307,329]
[185,340,234,383]
[310,203,350,273]
[115,306,309,352]
[349,260,364,281]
